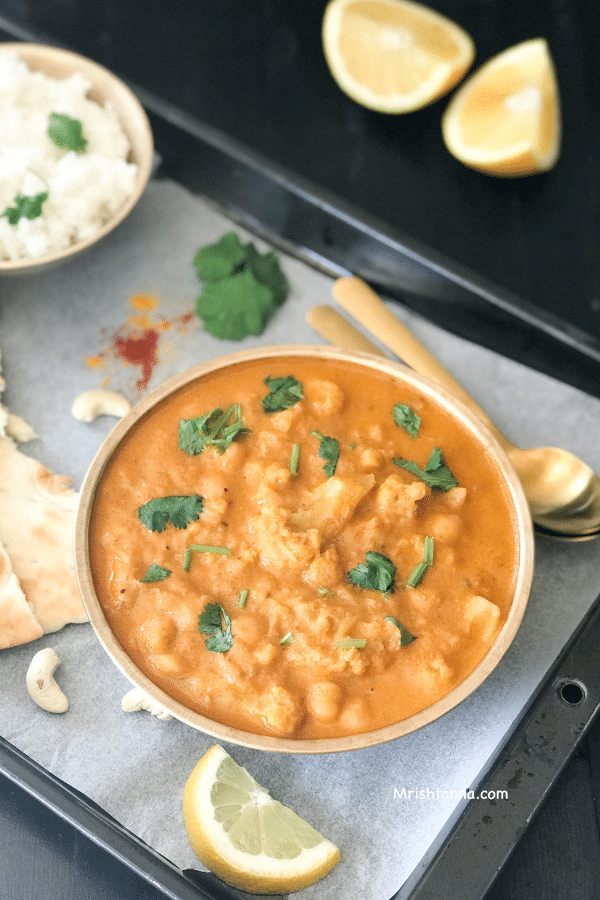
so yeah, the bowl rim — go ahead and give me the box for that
[0,41,154,275]
[75,345,535,754]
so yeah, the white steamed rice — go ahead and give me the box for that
[0,50,139,262]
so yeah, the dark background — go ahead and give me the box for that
[2,1,600,898]
[2,0,600,395]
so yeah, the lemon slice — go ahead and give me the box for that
[322,0,475,113]
[442,37,561,176]
[183,745,341,893]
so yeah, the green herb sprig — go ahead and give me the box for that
[2,191,48,225]
[139,563,172,583]
[179,404,250,456]
[47,112,88,153]
[348,551,396,594]
[312,431,340,477]
[393,403,421,438]
[262,375,304,413]
[385,616,416,646]
[137,495,203,532]
[192,231,289,340]
[394,447,458,491]
[198,602,233,653]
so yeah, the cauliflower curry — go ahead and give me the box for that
[89,355,519,740]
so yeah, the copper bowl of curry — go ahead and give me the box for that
[75,346,534,753]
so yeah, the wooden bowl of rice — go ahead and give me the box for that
[0,42,153,275]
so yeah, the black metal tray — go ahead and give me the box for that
[2,3,600,399]
[2,6,600,897]
[3,588,600,900]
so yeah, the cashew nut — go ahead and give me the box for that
[26,648,69,713]
[71,389,132,423]
[122,686,173,721]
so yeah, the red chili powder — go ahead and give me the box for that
[113,327,160,390]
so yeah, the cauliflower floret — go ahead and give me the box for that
[289,474,375,542]
[304,546,342,589]
[425,512,462,543]
[259,684,303,735]
[249,503,320,572]
[268,406,302,433]
[444,486,468,510]
[305,379,345,416]
[139,614,176,652]
[464,595,501,641]
[354,446,385,469]
[375,474,429,524]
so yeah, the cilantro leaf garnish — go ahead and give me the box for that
[137,495,203,532]
[393,446,458,491]
[262,375,304,413]
[348,551,396,594]
[244,242,289,305]
[192,231,289,340]
[140,563,172,583]
[47,112,88,153]
[393,403,421,439]
[2,191,48,225]
[179,404,250,455]
[385,616,416,646]
[192,231,247,281]
[312,430,340,477]
[198,602,233,652]
[196,269,274,339]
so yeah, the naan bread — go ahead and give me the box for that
[0,351,87,648]
[0,437,88,646]
[0,541,43,648]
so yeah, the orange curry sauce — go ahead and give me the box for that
[89,356,518,740]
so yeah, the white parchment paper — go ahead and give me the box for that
[1,178,600,900]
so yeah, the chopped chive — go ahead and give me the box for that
[237,589,249,608]
[290,442,301,476]
[189,544,231,555]
[183,543,231,572]
[407,536,434,587]
[407,561,428,588]
[280,632,294,645]
[317,586,330,596]
[423,535,434,566]
[337,638,366,650]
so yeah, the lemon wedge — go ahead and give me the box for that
[442,37,561,176]
[183,745,341,893]
[322,0,475,113]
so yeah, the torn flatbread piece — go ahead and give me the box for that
[0,351,37,442]
[0,541,43,649]
[0,436,88,642]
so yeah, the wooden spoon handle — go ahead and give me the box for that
[306,305,385,357]
[332,276,513,452]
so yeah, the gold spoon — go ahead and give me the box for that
[306,277,600,540]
